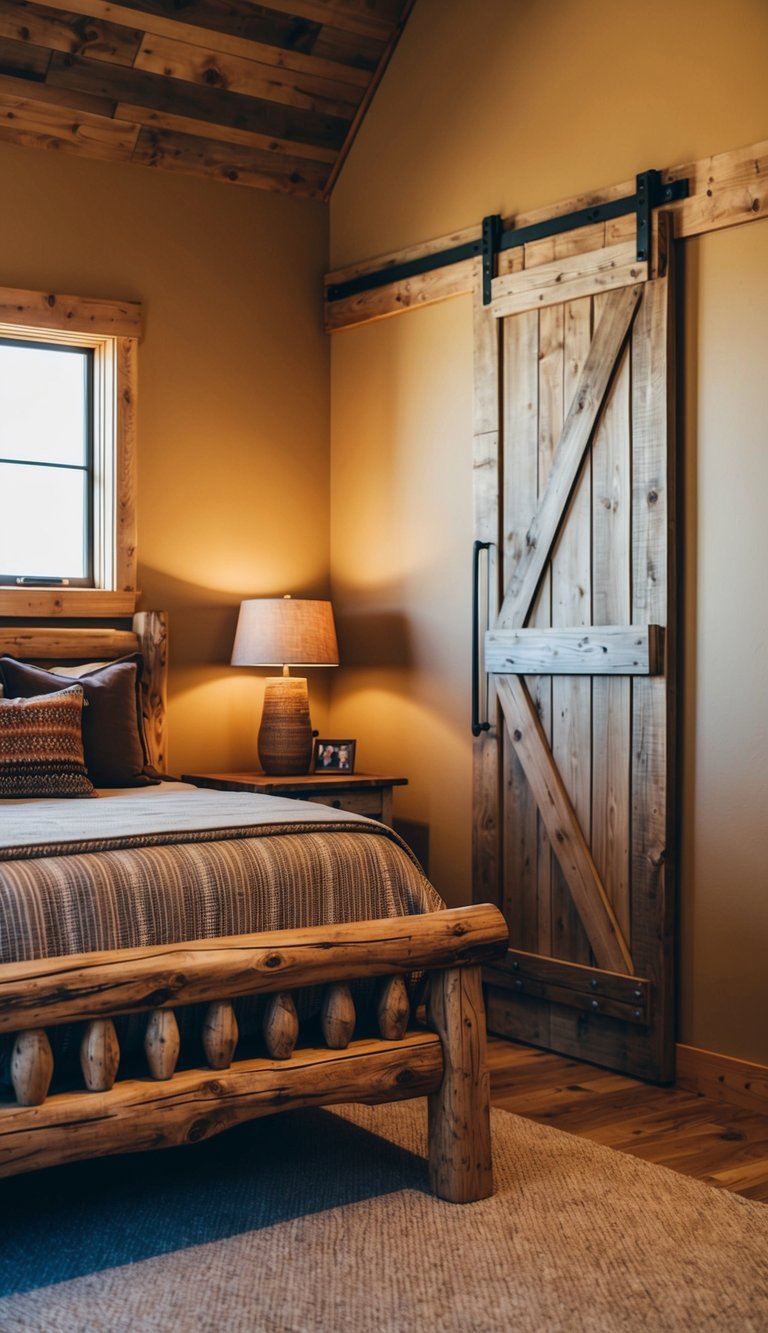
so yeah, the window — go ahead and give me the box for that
[0,285,142,617]
[0,338,93,586]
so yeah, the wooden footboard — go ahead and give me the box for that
[0,905,507,1202]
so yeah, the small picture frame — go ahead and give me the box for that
[313,739,356,773]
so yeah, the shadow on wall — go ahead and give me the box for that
[335,610,413,668]
[394,818,430,877]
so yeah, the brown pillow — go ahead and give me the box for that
[0,655,159,788]
[0,686,94,798]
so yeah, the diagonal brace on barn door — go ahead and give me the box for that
[496,675,634,976]
[497,283,643,630]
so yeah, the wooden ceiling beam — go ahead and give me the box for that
[0,89,138,160]
[0,0,142,62]
[132,33,363,119]
[0,67,115,115]
[0,31,52,77]
[32,0,388,65]
[46,51,349,150]
[115,102,337,164]
[132,124,328,195]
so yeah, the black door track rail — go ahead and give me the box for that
[326,170,688,308]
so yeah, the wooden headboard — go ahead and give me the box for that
[0,611,168,773]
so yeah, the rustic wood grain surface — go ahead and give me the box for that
[0,0,413,196]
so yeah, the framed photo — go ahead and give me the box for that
[313,739,356,773]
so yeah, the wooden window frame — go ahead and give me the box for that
[0,284,142,618]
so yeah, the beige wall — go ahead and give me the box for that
[330,0,768,1061]
[680,223,768,1061]
[0,141,331,774]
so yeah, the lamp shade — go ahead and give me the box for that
[231,597,339,668]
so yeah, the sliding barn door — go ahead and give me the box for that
[473,228,676,1081]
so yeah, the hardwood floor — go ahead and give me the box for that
[488,1036,768,1202]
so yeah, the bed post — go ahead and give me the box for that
[133,610,168,773]
[427,964,493,1203]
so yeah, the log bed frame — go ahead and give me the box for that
[0,613,508,1202]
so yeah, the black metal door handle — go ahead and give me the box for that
[472,540,492,736]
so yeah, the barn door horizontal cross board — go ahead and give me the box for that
[472,214,676,1082]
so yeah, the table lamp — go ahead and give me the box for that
[231,596,339,775]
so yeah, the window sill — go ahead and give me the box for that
[0,588,137,618]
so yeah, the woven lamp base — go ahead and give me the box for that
[257,677,313,776]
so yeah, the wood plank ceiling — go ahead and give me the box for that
[0,0,413,198]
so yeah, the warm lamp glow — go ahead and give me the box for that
[231,596,338,775]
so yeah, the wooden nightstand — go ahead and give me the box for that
[181,772,408,828]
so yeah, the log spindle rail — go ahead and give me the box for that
[144,1009,181,1081]
[10,1029,54,1107]
[0,905,508,1200]
[80,1019,120,1092]
[321,983,356,1049]
[377,974,410,1041]
[202,999,240,1070]
[262,992,298,1060]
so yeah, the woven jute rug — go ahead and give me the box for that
[1,1099,766,1332]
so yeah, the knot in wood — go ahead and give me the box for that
[395,1067,416,1085]
[264,952,283,970]
[187,1117,211,1143]
[513,729,522,742]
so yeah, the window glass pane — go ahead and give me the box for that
[0,463,87,579]
[0,341,89,466]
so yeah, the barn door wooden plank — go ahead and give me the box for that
[551,297,593,973]
[490,240,647,319]
[485,625,661,674]
[472,285,502,909]
[501,309,540,959]
[591,290,632,940]
[496,674,633,975]
[630,245,676,1082]
[531,304,562,974]
[498,283,643,629]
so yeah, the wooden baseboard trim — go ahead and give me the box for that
[676,1044,768,1113]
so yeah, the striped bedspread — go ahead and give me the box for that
[0,786,442,1078]
[0,786,442,962]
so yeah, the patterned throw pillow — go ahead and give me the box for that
[0,686,95,798]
